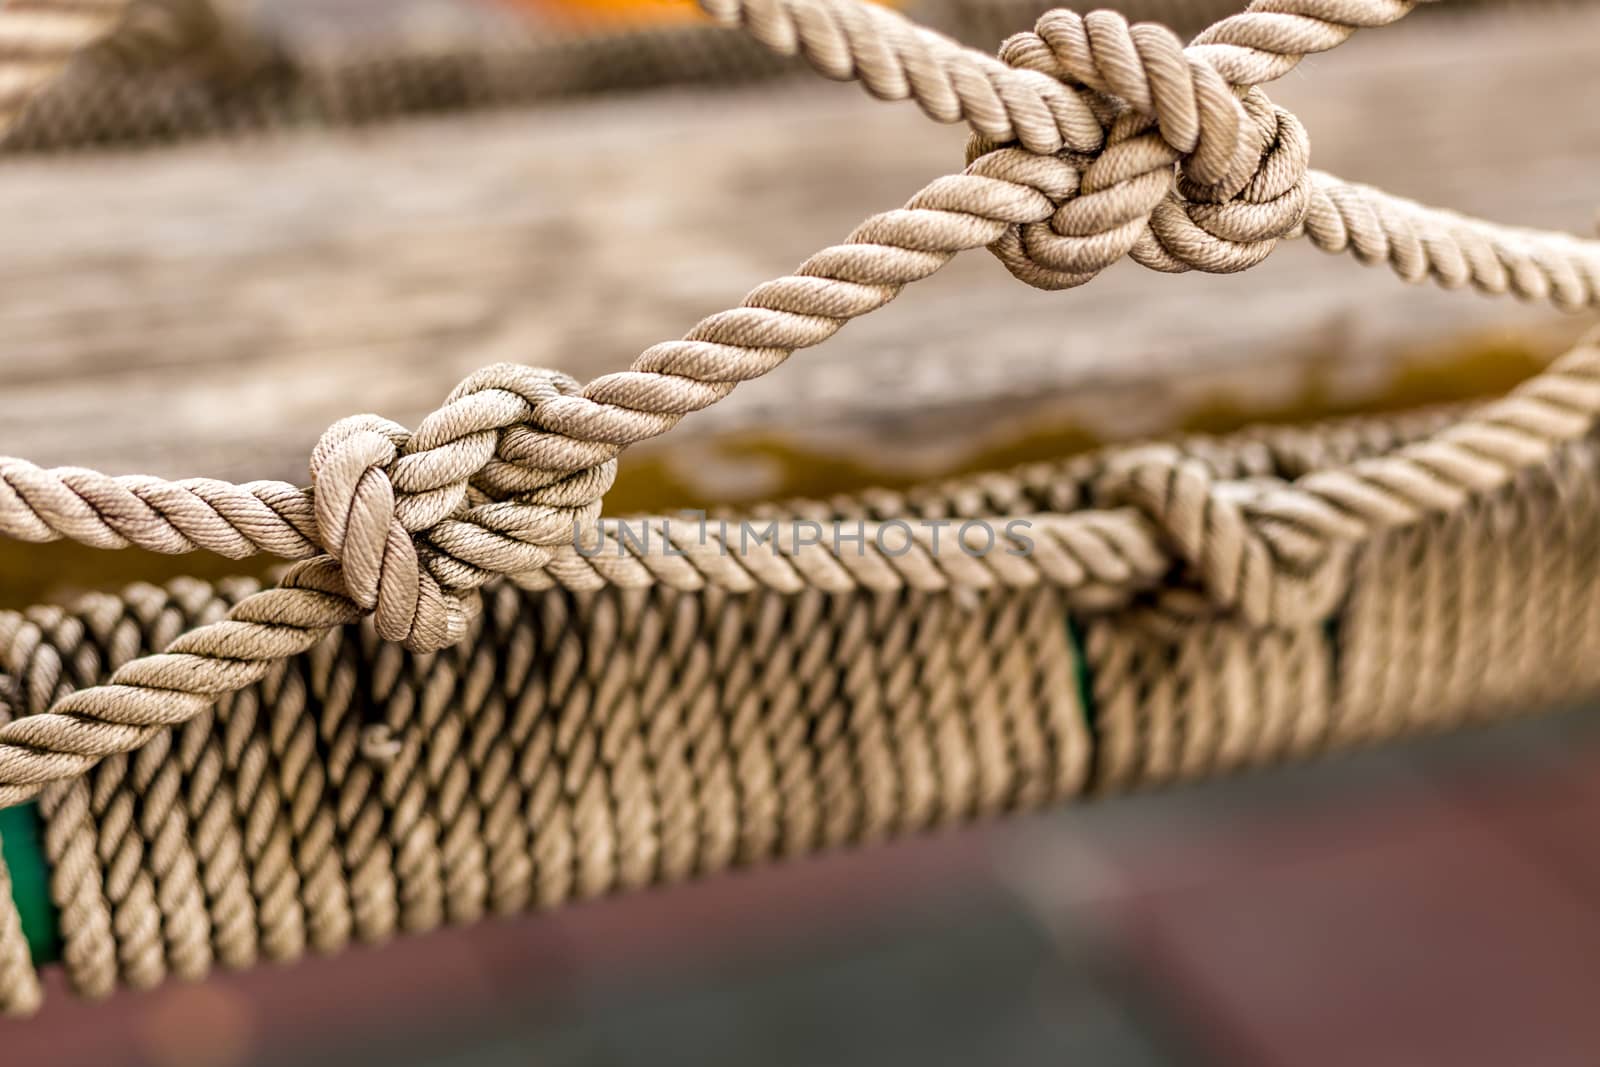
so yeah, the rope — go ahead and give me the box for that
[0,0,131,140]
[520,510,1170,607]
[0,839,42,1015]
[0,1,1597,1020]
[0,0,1598,804]
[1332,433,1600,743]
[697,0,1421,171]
[694,0,1600,300]
[979,10,1600,303]
[0,571,1092,1005]
[10,399,1600,1012]
[0,687,44,1014]
[1105,330,1600,625]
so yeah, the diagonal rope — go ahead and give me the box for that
[0,0,1598,807]
[0,0,131,141]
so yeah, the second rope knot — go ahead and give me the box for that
[307,363,618,652]
[971,9,1314,291]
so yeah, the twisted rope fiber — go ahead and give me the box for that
[0,141,1175,813]
[0,834,40,1015]
[3,0,1600,805]
[8,405,1600,1010]
[705,0,1600,304]
[0,673,42,1014]
[0,4,1589,557]
[1104,330,1600,625]
[0,133,1248,803]
[0,0,131,139]
[976,8,1600,302]
[0,573,1088,1008]
[701,0,1413,171]
[0,399,1472,1011]
[0,0,1580,561]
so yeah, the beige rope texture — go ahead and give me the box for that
[0,0,130,139]
[0,0,1599,804]
[0,845,41,1015]
[0,411,1451,1004]
[1100,330,1600,625]
[9,399,1600,1011]
[705,0,1600,302]
[0,400,1440,1012]
[0,570,1090,1004]
[0,674,41,1015]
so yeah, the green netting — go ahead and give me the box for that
[0,803,58,965]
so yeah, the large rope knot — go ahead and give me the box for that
[972,9,1312,291]
[309,414,453,650]
[307,363,618,652]
[1099,446,1361,628]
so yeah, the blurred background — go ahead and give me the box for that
[3,0,1600,1063]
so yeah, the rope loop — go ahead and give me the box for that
[305,363,616,652]
[1138,91,1312,273]
[0,0,1597,862]
[1099,445,1356,627]
[976,9,1316,292]
[1096,329,1600,627]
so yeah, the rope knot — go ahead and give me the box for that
[1099,446,1356,627]
[307,364,618,652]
[974,8,1312,291]
[309,413,455,650]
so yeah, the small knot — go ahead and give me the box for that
[307,364,616,652]
[975,38,1312,291]
[360,723,402,764]
[310,414,470,650]
[1099,446,1354,627]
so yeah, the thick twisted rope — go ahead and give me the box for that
[0,0,131,138]
[2,0,1600,806]
[0,833,41,1014]
[1107,329,1600,626]
[0,143,1070,555]
[521,509,1171,609]
[0,665,43,1012]
[6,168,1599,560]
[10,405,1600,1013]
[697,0,1422,167]
[0,362,628,805]
[977,6,1600,301]
[0,145,1135,804]
[0,565,1098,1013]
[700,0,1600,302]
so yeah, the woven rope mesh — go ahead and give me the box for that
[6,408,1600,1002]
[2,574,1089,997]
[4,0,1600,1025]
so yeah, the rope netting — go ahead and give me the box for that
[1,0,1598,1015]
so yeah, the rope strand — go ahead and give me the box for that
[0,0,131,141]
[0,0,1598,808]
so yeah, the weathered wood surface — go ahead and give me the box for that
[0,2,1595,509]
